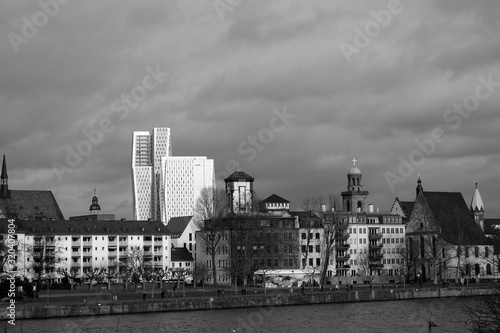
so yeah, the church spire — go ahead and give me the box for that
[470,182,485,212]
[416,174,423,199]
[471,183,485,232]
[1,154,8,198]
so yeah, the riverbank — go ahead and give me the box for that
[1,286,497,320]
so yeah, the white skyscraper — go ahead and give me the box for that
[161,156,214,224]
[132,128,171,220]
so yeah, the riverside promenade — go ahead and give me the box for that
[1,283,498,321]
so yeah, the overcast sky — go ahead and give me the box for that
[1,0,499,220]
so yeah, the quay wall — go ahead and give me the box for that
[2,287,496,320]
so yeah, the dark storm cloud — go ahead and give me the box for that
[1,0,499,218]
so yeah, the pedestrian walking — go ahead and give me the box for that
[217,289,221,297]
[142,292,146,301]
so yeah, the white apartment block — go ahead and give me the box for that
[132,128,172,221]
[0,220,172,283]
[161,156,214,224]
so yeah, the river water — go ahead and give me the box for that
[5,297,473,333]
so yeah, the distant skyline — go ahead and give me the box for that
[1,1,499,219]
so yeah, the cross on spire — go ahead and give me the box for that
[352,158,357,167]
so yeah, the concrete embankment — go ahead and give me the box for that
[1,287,496,320]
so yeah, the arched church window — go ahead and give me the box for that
[420,236,425,258]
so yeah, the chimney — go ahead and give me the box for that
[368,204,374,213]
[321,204,326,212]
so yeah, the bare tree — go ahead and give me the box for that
[0,237,19,274]
[56,262,80,290]
[320,214,337,285]
[357,250,378,286]
[465,287,500,333]
[194,186,228,286]
[25,233,62,290]
[169,267,191,296]
[83,267,102,290]
[124,248,148,291]
[396,242,416,285]
[192,262,209,290]
[328,194,342,212]
[102,262,119,290]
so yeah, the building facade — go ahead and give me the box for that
[0,219,171,284]
[131,128,172,221]
[404,179,496,283]
[161,156,214,224]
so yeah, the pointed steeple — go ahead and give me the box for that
[416,175,423,199]
[1,154,8,198]
[470,182,485,212]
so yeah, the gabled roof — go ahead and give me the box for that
[0,218,170,235]
[390,198,414,222]
[419,191,489,245]
[167,216,193,238]
[0,190,65,220]
[224,171,254,182]
[171,247,194,262]
[261,194,289,204]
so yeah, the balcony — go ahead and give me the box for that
[108,240,117,247]
[143,252,153,257]
[108,252,117,258]
[143,239,153,246]
[369,263,384,269]
[82,251,92,258]
[369,243,383,250]
[337,243,350,251]
[368,233,383,240]
[72,239,81,247]
[336,254,350,261]
[369,254,383,262]
[336,264,351,271]
[335,233,350,240]
[71,251,81,257]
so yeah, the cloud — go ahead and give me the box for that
[1,0,499,219]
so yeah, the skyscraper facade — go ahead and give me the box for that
[161,156,214,224]
[132,128,171,221]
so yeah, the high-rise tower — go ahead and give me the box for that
[132,128,171,220]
